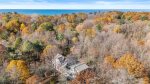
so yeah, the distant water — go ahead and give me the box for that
[0,9,150,15]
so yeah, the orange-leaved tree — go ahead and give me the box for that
[105,53,146,78]
[70,69,95,84]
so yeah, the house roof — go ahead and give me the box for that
[65,56,78,66]
[58,56,65,64]
[71,63,89,73]
[53,54,89,77]
[54,54,65,64]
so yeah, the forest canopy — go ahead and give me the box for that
[0,11,150,84]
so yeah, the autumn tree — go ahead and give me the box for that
[5,19,20,33]
[31,22,37,32]
[6,60,30,81]
[67,14,76,23]
[0,29,9,40]
[20,23,26,30]
[105,53,146,78]
[38,22,53,31]
[56,24,65,33]
[20,23,29,35]
[21,40,44,63]
[6,37,22,61]
[0,44,7,65]
[32,40,44,53]
[96,24,103,31]
[113,25,121,33]
[22,40,34,53]
[85,28,96,38]
[13,37,22,49]
[114,53,146,77]
[56,33,64,41]
[70,69,95,84]
[140,15,148,21]
[71,37,79,44]
[41,45,61,62]
[2,14,10,23]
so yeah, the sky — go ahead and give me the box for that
[0,0,150,9]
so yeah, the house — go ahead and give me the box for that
[52,54,89,80]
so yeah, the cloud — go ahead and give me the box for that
[95,0,150,5]
[0,0,150,9]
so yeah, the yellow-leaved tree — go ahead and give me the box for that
[113,25,121,33]
[20,23,26,31]
[20,23,29,35]
[6,60,30,81]
[86,28,96,38]
[71,37,78,43]
[105,53,150,84]
[104,53,147,78]
[41,44,61,61]
[5,19,20,32]
[114,53,146,77]
[67,14,76,23]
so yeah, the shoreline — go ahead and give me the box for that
[1,9,150,16]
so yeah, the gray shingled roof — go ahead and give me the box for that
[65,56,79,67]
[58,56,65,64]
